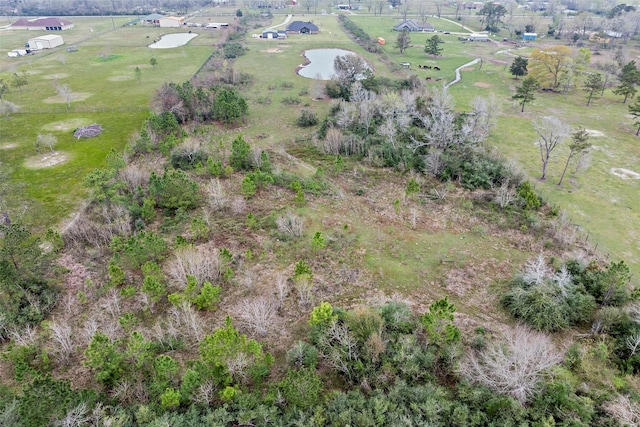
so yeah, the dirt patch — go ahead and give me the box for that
[42,92,92,103]
[42,118,92,132]
[474,82,492,88]
[586,129,605,137]
[24,151,70,169]
[265,48,283,53]
[108,75,132,81]
[610,168,640,180]
[0,143,18,149]
[42,73,70,80]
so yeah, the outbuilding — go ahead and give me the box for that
[467,33,490,42]
[158,16,185,28]
[522,32,537,41]
[27,34,64,50]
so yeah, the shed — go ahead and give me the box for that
[468,33,490,42]
[522,32,537,41]
[159,16,185,28]
[27,34,64,50]
[262,29,279,39]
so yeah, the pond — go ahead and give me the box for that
[297,48,369,80]
[149,33,198,49]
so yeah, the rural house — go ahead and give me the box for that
[285,21,319,34]
[9,17,74,31]
[393,19,435,32]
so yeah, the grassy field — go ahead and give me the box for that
[0,16,220,229]
[1,8,638,278]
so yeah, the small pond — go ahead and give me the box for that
[149,33,198,49]
[297,48,369,80]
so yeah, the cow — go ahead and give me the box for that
[434,66,441,71]
[425,76,432,81]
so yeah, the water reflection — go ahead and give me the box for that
[298,48,368,80]
[149,33,198,49]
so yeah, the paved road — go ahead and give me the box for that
[445,57,482,88]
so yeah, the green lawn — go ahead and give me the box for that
[0,17,219,230]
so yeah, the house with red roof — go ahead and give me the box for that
[10,17,74,31]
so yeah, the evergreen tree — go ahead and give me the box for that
[629,97,640,135]
[583,73,604,106]
[424,35,444,57]
[509,56,528,79]
[512,76,539,112]
[395,29,411,54]
[613,61,640,103]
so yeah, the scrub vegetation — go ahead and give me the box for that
[1,1,640,426]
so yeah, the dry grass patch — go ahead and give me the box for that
[610,168,640,180]
[0,143,18,149]
[42,92,92,103]
[42,118,92,131]
[42,73,70,80]
[108,75,132,81]
[24,151,70,169]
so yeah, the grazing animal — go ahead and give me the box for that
[435,77,442,81]
[434,66,441,71]
[425,76,432,81]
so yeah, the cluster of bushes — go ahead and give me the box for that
[151,81,249,127]
[503,256,634,333]
[0,224,58,339]
[1,299,620,426]
[338,15,381,53]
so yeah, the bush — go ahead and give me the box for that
[296,110,319,127]
[502,257,597,332]
[150,169,201,211]
[223,43,245,59]
[170,145,208,170]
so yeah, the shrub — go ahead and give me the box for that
[296,110,319,127]
[149,169,200,211]
[170,144,208,170]
[517,181,541,211]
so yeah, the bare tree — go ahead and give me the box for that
[604,394,640,426]
[521,254,552,285]
[494,180,517,208]
[53,402,89,427]
[237,297,277,336]
[206,178,228,211]
[533,116,570,180]
[56,83,73,109]
[276,212,304,238]
[37,133,57,152]
[460,325,562,404]
[49,318,75,363]
[166,246,222,289]
[0,100,19,118]
[275,274,289,308]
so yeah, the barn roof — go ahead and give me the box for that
[11,17,73,27]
